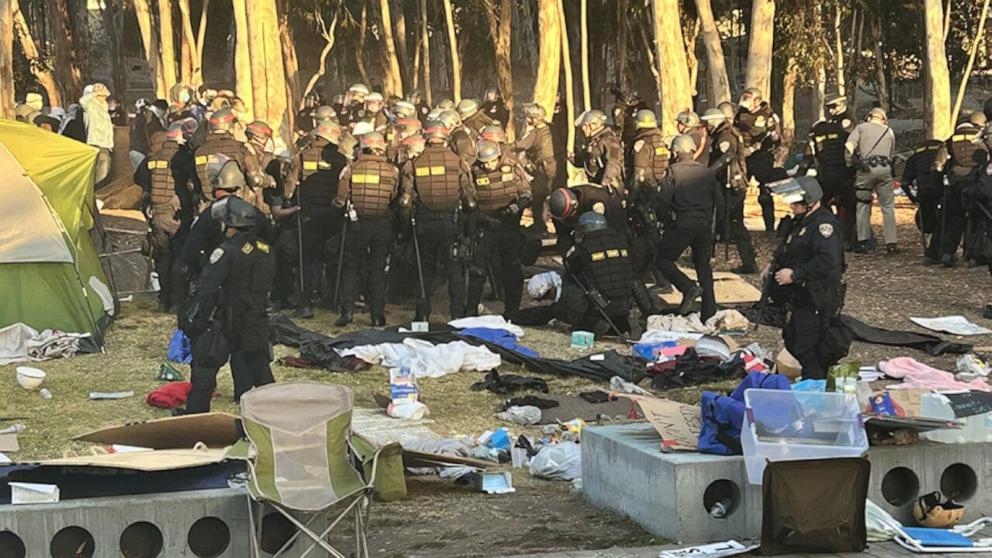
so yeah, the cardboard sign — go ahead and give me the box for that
[621,394,701,451]
[943,391,992,418]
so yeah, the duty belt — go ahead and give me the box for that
[863,155,890,168]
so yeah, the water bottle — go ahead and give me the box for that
[709,500,729,518]
[39,388,53,400]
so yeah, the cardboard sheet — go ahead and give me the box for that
[41,448,229,471]
[658,268,761,306]
[619,394,702,450]
[537,394,637,425]
[73,412,240,449]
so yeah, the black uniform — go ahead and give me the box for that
[806,112,856,243]
[736,102,783,231]
[514,122,558,234]
[295,136,349,307]
[401,143,477,319]
[626,127,670,287]
[770,206,847,380]
[934,124,989,260]
[554,184,627,256]
[655,154,725,320]
[186,232,276,413]
[467,154,531,316]
[902,140,945,260]
[481,99,510,129]
[576,126,624,189]
[335,153,401,321]
[268,192,301,309]
[135,139,200,310]
[516,228,634,334]
[183,197,272,283]
[709,122,756,269]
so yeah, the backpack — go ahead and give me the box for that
[698,372,791,455]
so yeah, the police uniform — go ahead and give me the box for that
[625,126,670,295]
[450,126,477,166]
[934,123,989,261]
[267,192,301,309]
[336,153,400,322]
[466,154,532,316]
[481,99,510,129]
[902,140,945,261]
[401,144,477,319]
[462,111,495,138]
[183,197,272,283]
[194,131,264,202]
[709,121,756,270]
[614,98,650,148]
[576,126,624,189]
[514,121,558,233]
[807,112,856,242]
[655,154,725,320]
[186,232,276,413]
[736,102,782,231]
[135,139,200,311]
[772,206,846,380]
[554,184,627,256]
[295,135,349,307]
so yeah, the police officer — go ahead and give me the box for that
[767,176,847,380]
[735,87,783,232]
[387,118,423,165]
[332,133,403,327]
[466,140,532,317]
[401,120,477,320]
[439,108,476,165]
[245,120,283,215]
[900,138,945,264]
[573,109,624,190]
[612,89,650,148]
[362,92,389,131]
[515,212,634,335]
[183,196,276,414]
[458,98,494,138]
[806,95,856,246]
[932,113,989,266]
[548,183,626,255]
[514,103,558,236]
[625,109,669,310]
[194,107,270,205]
[135,118,201,312]
[293,120,349,318]
[481,87,510,128]
[677,110,709,162]
[845,107,898,254]
[703,108,756,273]
[655,135,724,320]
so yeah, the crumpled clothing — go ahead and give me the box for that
[0,323,91,365]
[448,316,525,338]
[646,310,751,335]
[340,338,501,378]
[496,406,542,425]
[458,327,539,358]
[471,370,549,394]
[880,357,992,392]
[650,348,747,391]
[500,395,560,411]
[527,271,562,302]
[146,382,193,409]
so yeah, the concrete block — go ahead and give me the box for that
[582,424,992,544]
[0,487,338,558]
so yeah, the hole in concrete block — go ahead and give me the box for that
[188,517,230,558]
[703,479,741,519]
[50,526,95,558]
[941,463,978,502]
[260,513,298,553]
[0,531,26,558]
[120,521,164,557]
[882,467,920,506]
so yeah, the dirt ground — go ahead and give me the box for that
[3,194,992,557]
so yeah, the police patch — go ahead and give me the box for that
[242,242,254,255]
[209,248,224,264]
[841,118,852,129]
[755,115,767,128]
[719,141,731,153]
[633,139,645,153]
[819,223,834,238]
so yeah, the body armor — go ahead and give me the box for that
[710,123,748,189]
[578,229,633,304]
[216,237,276,311]
[808,117,849,175]
[412,145,465,213]
[194,132,251,197]
[345,155,399,219]
[298,136,346,208]
[472,155,523,213]
[148,141,181,206]
[735,102,780,151]
[582,127,624,186]
[631,128,669,184]
[948,124,984,177]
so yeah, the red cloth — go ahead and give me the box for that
[146,382,193,409]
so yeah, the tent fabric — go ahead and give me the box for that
[0,119,112,341]
[0,145,72,263]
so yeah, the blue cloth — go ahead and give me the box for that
[458,328,539,358]
[168,329,192,364]
[698,372,792,455]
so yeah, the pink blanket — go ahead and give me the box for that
[880,357,992,392]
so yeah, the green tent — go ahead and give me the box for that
[0,119,114,345]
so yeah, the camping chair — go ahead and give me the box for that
[240,382,381,558]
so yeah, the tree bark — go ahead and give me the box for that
[872,13,890,114]
[196,0,208,77]
[246,0,288,139]
[231,0,254,117]
[484,0,514,138]
[685,16,700,98]
[558,0,575,156]
[781,57,798,151]
[47,0,81,102]
[943,0,952,41]
[279,4,300,115]
[395,2,411,90]
[379,0,404,97]
[616,1,627,90]
[652,0,693,137]
[300,8,339,109]
[636,13,662,108]
[157,0,178,94]
[419,0,432,104]
[695,0,730,105]
[833,2,845,96]
[813,61,826,121]
[0,0,13,118]
[533,0,561,119]
[744,0,775,96]
[442,0,461,102]
[134,0,165,99]
[951,0,991,125]
[580,0,591,112]
[924,0,951,139]
[355,1,368,85]
[12,0,61,106]
[849,9,864,112]
[177,0,201,85]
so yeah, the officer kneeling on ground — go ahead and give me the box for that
[514,212,634,336]
[181,197,276,414]
[766,176,850,380]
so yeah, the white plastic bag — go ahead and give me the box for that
[529,442,582,481]
[497,406,542,425]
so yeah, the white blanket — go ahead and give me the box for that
[340,338,501,378]
[0,323,89,365]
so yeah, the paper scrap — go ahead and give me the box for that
[660,540,759,558]
[910,316,992,337]
[620,394,701,451]
[10,482,60,505]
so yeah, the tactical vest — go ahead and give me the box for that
[218,236,276,310]
[348,155,399,219]
[950,126,982,173]
[298,137,342,208]
[580,230,633,303]
[413,145,463,213]
[585,128,622,182]
[530,125,555,165]
[735,103,775,148]
[711,125,748,189]
[633,129,669,183]
[472,156,519,213]
[195,133,247,195]
[148,141,180,206]
[810,120,848,172]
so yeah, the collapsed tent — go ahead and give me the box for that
[0,119,115,353]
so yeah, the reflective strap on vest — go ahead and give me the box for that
[590,249,629,262]
[195,155,208,166]
[952,134,977,142]
[303,161,319,171]
[352,173,381,184]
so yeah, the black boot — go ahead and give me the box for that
[334,311,353,327]
[370,315,386,327]
[678,285,702,315]
[414,298,431,322]
[941,254,957,268]
[632,281,660,317]
[730,264,758,274]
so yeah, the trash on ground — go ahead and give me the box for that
[15,365,45,390]
[659,540,758,558]
[529,441,581,481]
[497,405,542,425]
[89,390,134,400]
[10,482,60,504]
[910,315,992,337]
[467,471,515,494]
[157,362,184,381]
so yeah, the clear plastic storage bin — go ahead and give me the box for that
[920,391,992,444]
[741,388,868,484]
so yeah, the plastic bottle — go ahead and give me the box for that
[39,388,53,400]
